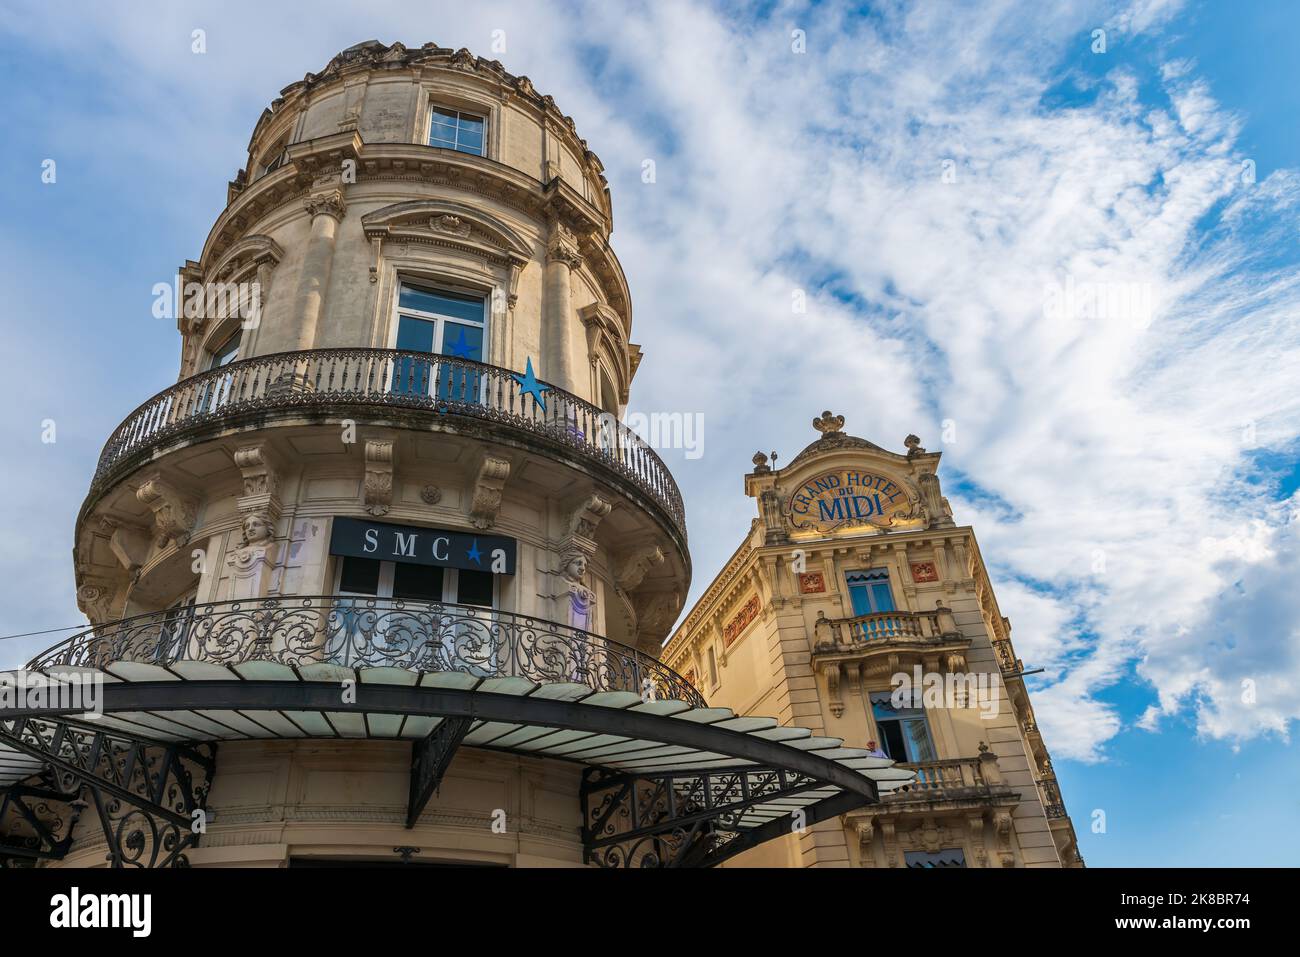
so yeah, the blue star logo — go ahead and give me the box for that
[466,539,482,565]
[511,356,551,412]
[444,327,477,359]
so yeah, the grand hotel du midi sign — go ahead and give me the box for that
[785,469,915,533]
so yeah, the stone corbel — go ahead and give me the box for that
[75,580,125,624]
[880,819,899,869]
[822,662,843,718]
[633,590,681,650]
[363,439,395,516]
[469,454,511,529]
[568,494,612,541]
[106,520,152,578]
[614,543,665,592]
[135,475,198,548]
[843,661,863,700]
[232,442,282,520]
[966,813,989,868]
[855,818,876,867]
[993,809,1015,867]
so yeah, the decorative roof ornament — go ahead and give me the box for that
[752,451,770,474]
[904,434,926,457]
[813,410,845,436]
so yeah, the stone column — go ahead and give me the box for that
[542,220,583,395]
[292,190,346,351]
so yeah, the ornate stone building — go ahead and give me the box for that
[663,413,1084,867]
[0,43,915,868]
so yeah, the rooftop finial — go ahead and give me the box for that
[813,411,844,436]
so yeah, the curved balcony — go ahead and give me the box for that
[27,596,705,709]
[88,348,686,541]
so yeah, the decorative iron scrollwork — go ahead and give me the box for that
[88,347,686,539]
[0,717,216,869]
[580,766,833,868]
[29,597,705,709]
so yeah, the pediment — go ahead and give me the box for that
[361,200,532,264]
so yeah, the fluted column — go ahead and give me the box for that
[543,220,583,394]
[292,190,346,351]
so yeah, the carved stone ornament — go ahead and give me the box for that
[469,455,511,529]
[227,511,279,599]
[135,475,198,547]
[568,494,612,539]
[363,440,395,516]
[615,544,665,592]
[303,189,346,221]
[813,410,845,435]
[420,484,443,505]
[429,214,471,238]
[555,549,596,629]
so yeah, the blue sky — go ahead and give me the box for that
[1,0,1297,866]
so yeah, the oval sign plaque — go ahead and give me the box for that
[785,470,914,532]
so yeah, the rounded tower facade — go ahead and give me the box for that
[4,43,909,870]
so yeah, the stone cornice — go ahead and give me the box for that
[248,40,609,213]
[663,520,760,662]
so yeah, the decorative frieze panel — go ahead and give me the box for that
[723,594,761,647]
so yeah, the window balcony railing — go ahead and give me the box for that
[812,608,960,650]
[26,596,705,709]
[884,752,1015,805]
[89,348,686,540]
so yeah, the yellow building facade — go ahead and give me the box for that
[664,412,1084,867]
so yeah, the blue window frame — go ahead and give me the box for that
[428,106,486,156]
[846,569,895,616]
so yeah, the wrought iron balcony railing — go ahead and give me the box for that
[26,596,705,709]
[90,348,686,539]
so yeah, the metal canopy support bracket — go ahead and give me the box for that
[407,716,471,828]
[580,766,862,868]
[0,779,82,865]
[0,716,216,869]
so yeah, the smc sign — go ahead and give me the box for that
[329,517,516,574]
[785,470,913,532]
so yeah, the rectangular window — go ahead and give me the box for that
[393,282,487,400]
[846,569,895,616]
[428,106,486,156]
[335,555,494,609]
[870,691,937,763]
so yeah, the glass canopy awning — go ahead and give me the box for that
[1,599,914,867]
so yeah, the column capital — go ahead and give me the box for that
[304,189,347,222]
